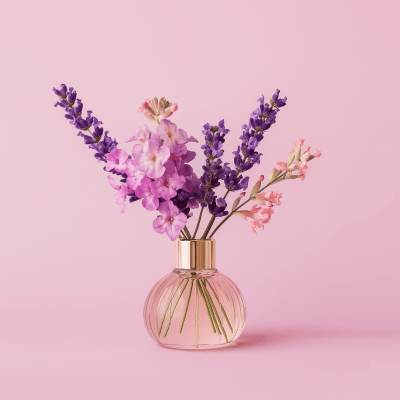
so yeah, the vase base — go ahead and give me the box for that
[158,341,239,350]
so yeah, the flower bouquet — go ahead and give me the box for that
[53,85,321,349]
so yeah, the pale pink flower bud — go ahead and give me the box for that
[301,150,310,162]
[146,107,156,116]
[137,107,145,113]
[295,144,302,161]
[288,160,298,171]
[170,103,178,112]
[287,153,295,166]
[250,180,261,196]
[142,102,150,110]
[143,113,157,122]
[232,192,246,210]
[159,110,172,121]
[268,168,278,182]
[149,98,158,111]
[259,175,264,182]
[314,149,322,158]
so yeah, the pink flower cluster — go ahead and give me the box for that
[234,139,321,235]
[271,139,321,182]
[105,119,199,240]
[137,97,178,124]
[234,191,282,235]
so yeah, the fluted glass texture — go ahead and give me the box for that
[144,269,246,349]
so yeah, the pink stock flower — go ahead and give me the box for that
[125,159,145,190]
[135,177,159,211]
[287,159,309,180]
[253,191,283,206]
[234,205,275,236]
[276,161,287,171]
[157,120,188,152]
[104,149,129,173]
[126,125,152,146]
[153,200,187,241]
[283,139,322,181]
[187,198,199,209]
[187,136,199,143]
[153,162,186,200]
[182,171,201,192]
[298,161,308,180]
[133,139,170,179]
[107,175,133,213]
[173,143,188,157]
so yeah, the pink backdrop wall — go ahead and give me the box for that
[1,0,399,399]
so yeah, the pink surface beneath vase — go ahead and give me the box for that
[1,0,400,399]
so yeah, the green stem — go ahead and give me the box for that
[205,279,233,333]
[197,279,216,333]
[195,279,199,348]
[200,215,216,239]
[223,190,230,200]
[202,281,228,343]
[192,208,204,238]
[179,279,194,333]
[183,226,192,240]
[163,279,189,338]
[158,279,185,336]
[199,280,220,335]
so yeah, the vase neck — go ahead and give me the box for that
[175,238,216,270]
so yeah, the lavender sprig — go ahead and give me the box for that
[195,121,230,214]
[233,90,287,173]
[53,84,118,162]
[199,90,287,238]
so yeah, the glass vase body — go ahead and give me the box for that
[143,239,246,349]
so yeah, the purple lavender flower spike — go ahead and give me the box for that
[195,120,231,212]
[65,99,83,122]
[233,89,287,176]
[53,83,117,163]
[73,111,102,131]
[208,197,228,217]
[271,89,287,108]
[223,168,249,191]
[53,84,68,100]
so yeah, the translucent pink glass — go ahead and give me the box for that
[144,268,246,349]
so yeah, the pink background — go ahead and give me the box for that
[1,0,399,399]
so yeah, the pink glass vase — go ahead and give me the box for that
[143,239,246,349]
